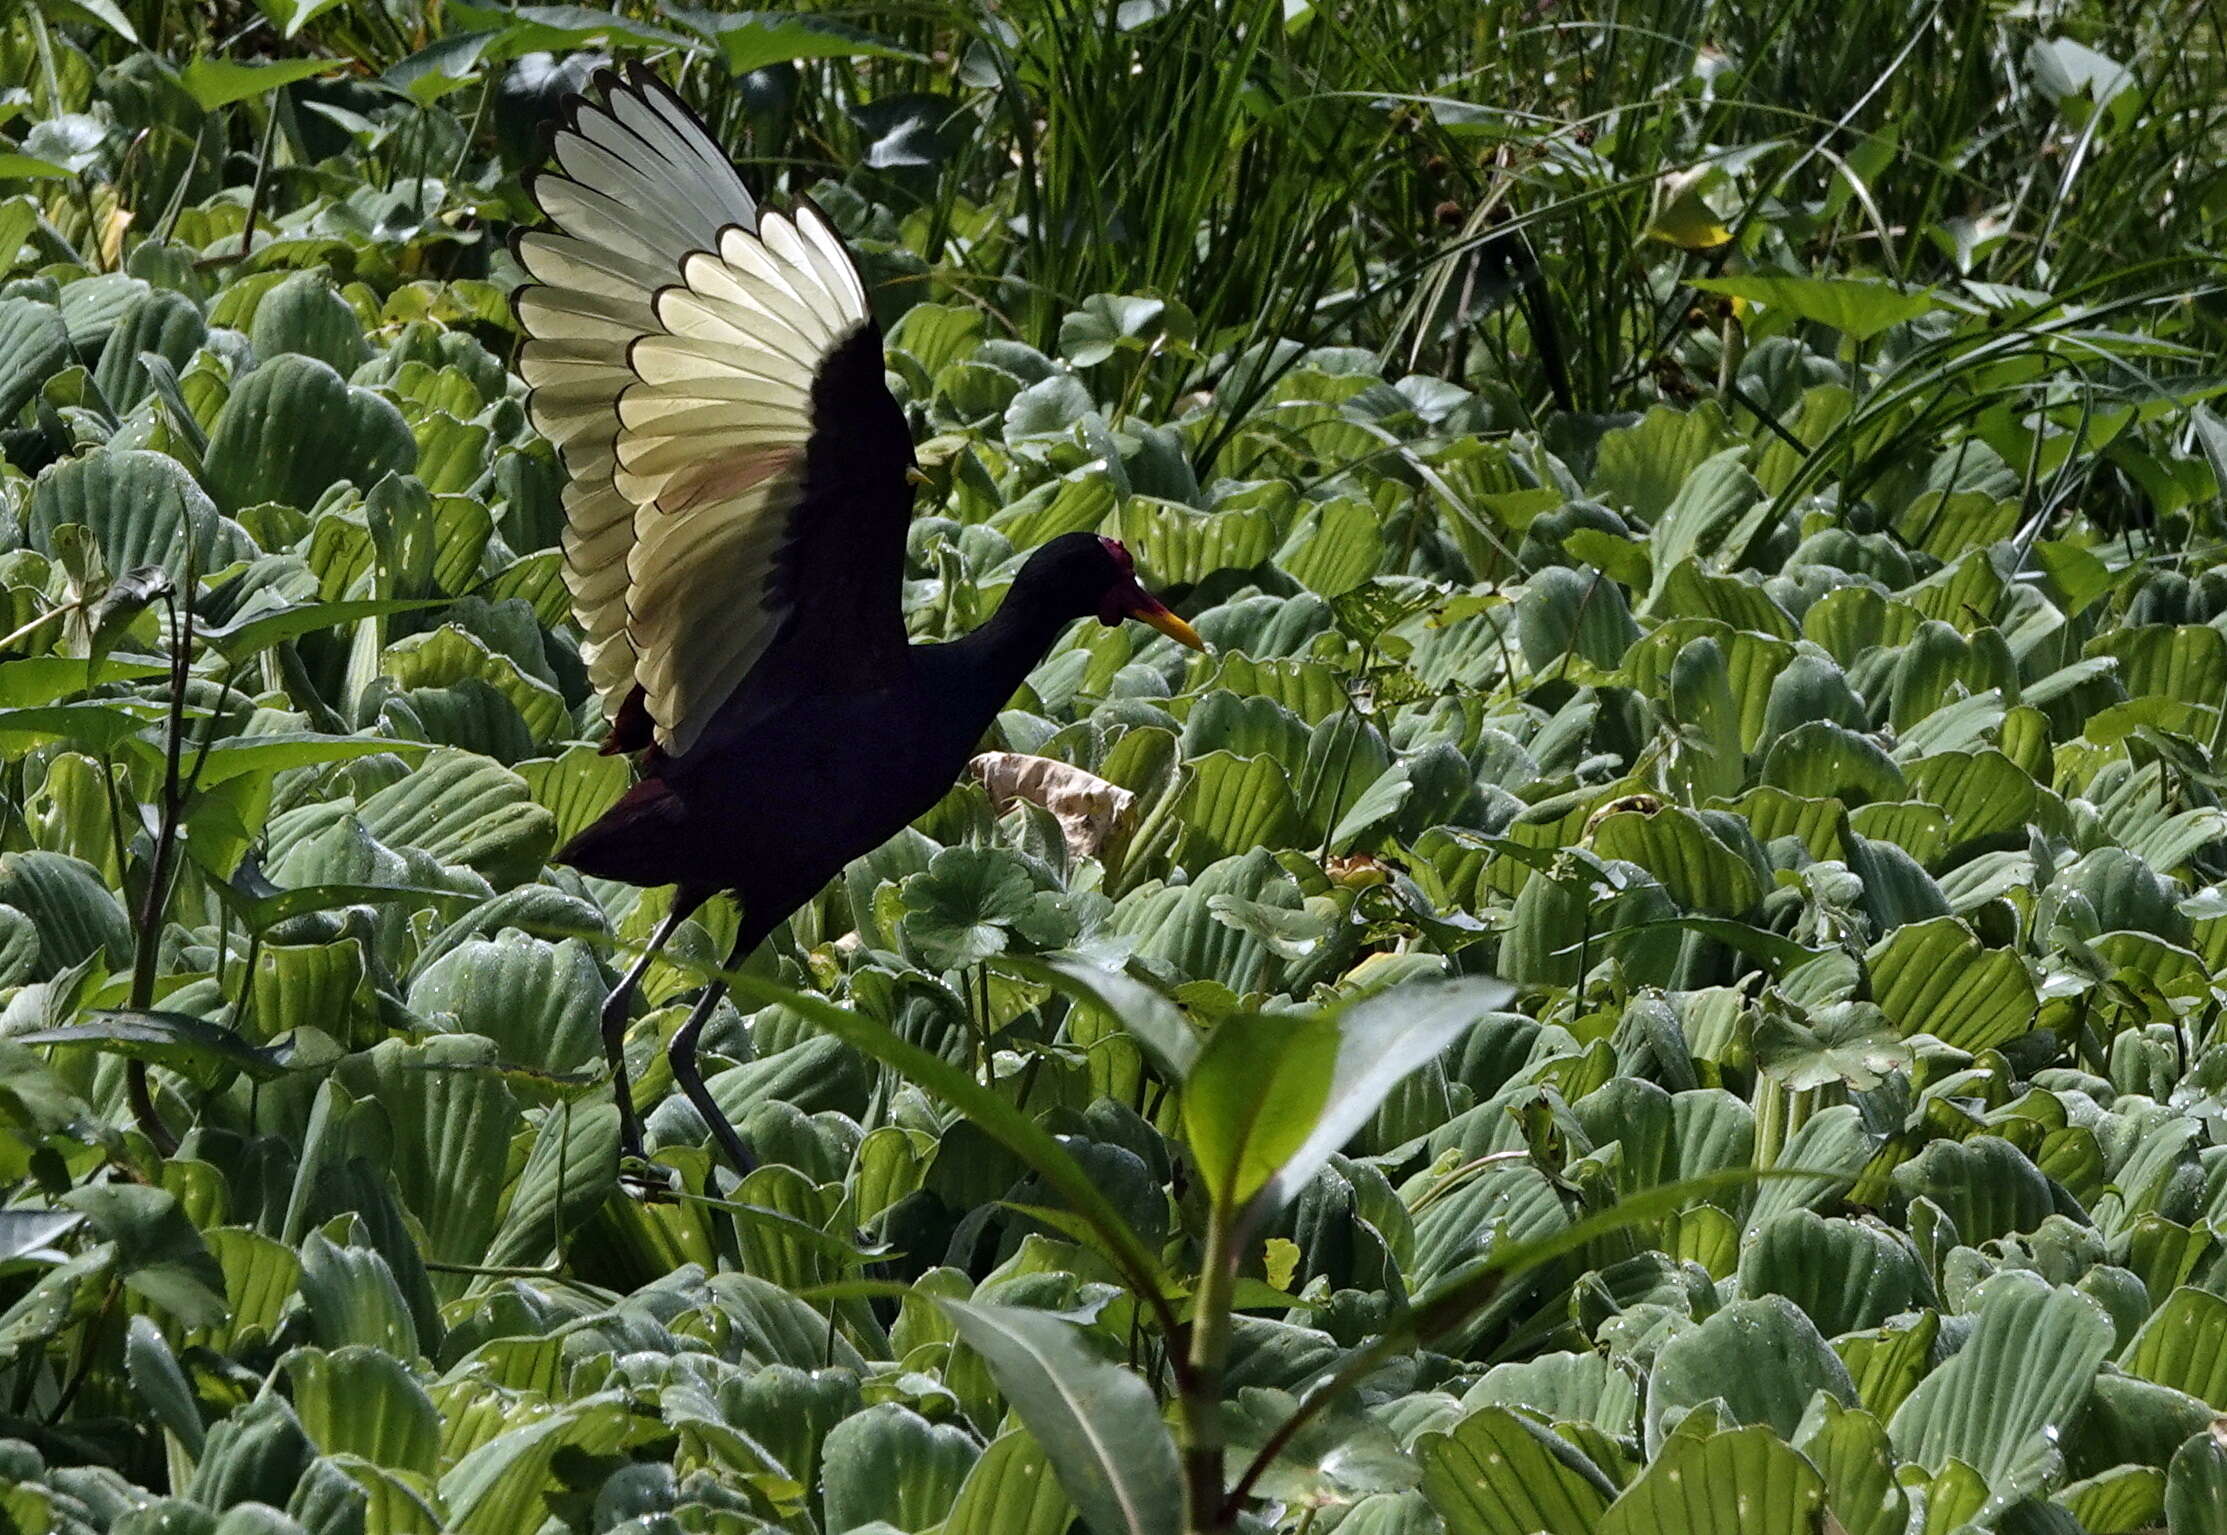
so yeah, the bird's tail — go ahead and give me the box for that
[558,774,693,886]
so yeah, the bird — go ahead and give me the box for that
[510,66,1204,1181]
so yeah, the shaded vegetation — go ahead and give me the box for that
[2,1,2227,1533]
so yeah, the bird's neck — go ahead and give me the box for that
[935,584,1080,719]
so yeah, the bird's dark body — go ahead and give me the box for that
[558,670,976,926]
[557,541,1098,939]
[514,66,1201,1177]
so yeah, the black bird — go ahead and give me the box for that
[512,68,1203,1178]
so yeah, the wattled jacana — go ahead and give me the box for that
[512,67,1204,1179]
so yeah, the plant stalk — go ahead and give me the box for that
[1180,1198,1238,1535]
[125,579,193,1157]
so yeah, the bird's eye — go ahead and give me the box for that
[1098,536,1135,573]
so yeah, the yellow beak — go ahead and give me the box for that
[1134,604,1206,652]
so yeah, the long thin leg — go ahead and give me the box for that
[670,917,768,1183]
[603,898,696,1163]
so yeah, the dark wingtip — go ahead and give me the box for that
[625,60,730,161]
[603,685,656,756]
[506,234,533,330]
[584,65,626,107]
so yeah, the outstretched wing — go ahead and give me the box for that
[513,65,914,760]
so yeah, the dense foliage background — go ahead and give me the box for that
[3,1,2227,1532]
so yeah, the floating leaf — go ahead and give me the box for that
[939,1300,1181,1535]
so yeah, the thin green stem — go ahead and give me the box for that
[126,564,195,1156]
[1181,1197,1237,1535]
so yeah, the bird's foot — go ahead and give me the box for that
[616,1150,679,1202]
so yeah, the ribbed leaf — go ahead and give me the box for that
[0,296,69,418]
[2166,1426,2227,1534]
[1644,1296,1855,1452]
[1418,1405,1616,1535]
[28,445,216,575]
[516,746,632,850]
[1794,1395,1907,1535]
[333,1036,517,1287]
[1738,1211,1925,1338]
[284,1345,441,1474]
[938,1301,1178,1535]
[407,933,601,1075]
[440,1399,645,1535]
[1867,917,2036,1052]
[2123,1287,2227,1408]
[820,1401,981,1534]
[1599,1425,1826,1535]
[1887,1271,2113,1487]
[203,354,415,514]
[1589,806,1760,916]
[940,1431,1078,1535]
[1174,752,1303,869]
[354,750,556,888]
[2055,1463,2166,1533]
[1120,491,1286,585]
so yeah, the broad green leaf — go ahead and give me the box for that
[198,597,445,660]
[1642,447,1763,609]
[61,1183,227,1329]
[1175,752,1303,868]
[1589,806,1760,916]
[1249,976,1514,1217]
[1887,1270,2114,1486]
[938,1300,1180,1535]
[123,1314,203,1455]
[821,1402,980,1534]
[441,1398,648,1535]
[1867,917,2036,1052]
[28,445,215,576]
[284,1345,441,1474]
[1692,274,1940,341]
[1027,954,1200,1080]
[1739,1211,1924,1338]
[0,153,73,181]
[718,970,1172,1301]
[181,56,343,110]
[382,32,498,101]
[445,0,689,54]
[1644,1296,1856,1452]
[407,933,602,1075]
[516,745,630,849]
[1589,402,1733,524]
[185,1391,314,1508]
[0,850,130,978]
[0,655,166,708]
[0,1210,82,1263]
[942,1431,1079,1535]
[204,354,415,516]
[354,750,556,888]
[669,8,920,75]
[2123,1287,2227,1409]
[899,844,1076,972]
[1121,492,1288,585]
[2056,1464,2166,1533]
[1418,1405,1615,1535]
[1184,1009,1339,1212]
[1794,1396,1907,1535]
[0,300,72,420]
[2167,1425,2227,1534]
[333,1036,517,1286]
[1891,1135,2052,1246]
[1599,1425,1827,1534]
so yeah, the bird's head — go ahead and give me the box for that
[1016,532,1205,650]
